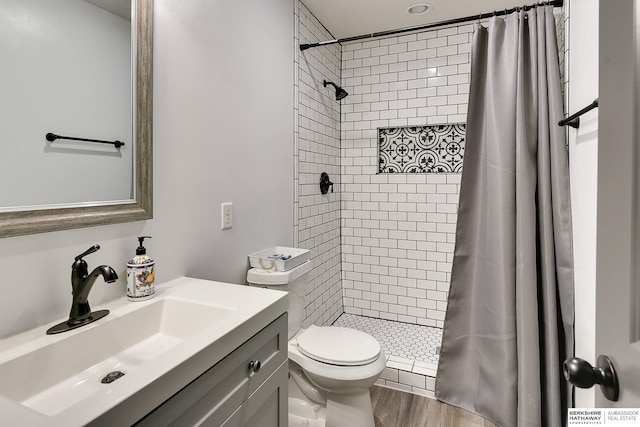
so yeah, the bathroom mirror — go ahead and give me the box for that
[0,0,152,238]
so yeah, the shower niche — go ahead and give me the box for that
[378,124,466,174]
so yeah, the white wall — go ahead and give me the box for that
[338,13,564,328]
[567,0,599,408]
[296,2,344,328]
[339,26,471,327]
[0,0,132,207]
[0,0,294,339]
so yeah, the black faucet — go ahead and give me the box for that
[47,245,118,334]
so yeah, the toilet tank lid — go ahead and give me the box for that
[296,325,381,366]
[247,260,312,285]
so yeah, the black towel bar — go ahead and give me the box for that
[46,132,124,148]
[558,99,598,129]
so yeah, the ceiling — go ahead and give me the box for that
[302,0,542,40]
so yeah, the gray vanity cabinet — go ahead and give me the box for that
[135,314,288,427]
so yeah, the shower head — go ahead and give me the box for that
[323,80,348,101]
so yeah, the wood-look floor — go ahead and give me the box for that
[370,386,498,427]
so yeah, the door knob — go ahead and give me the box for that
[563,355,619,401]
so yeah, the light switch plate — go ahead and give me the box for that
[221,203,232,230]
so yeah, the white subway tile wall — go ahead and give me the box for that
[340,25,472,327]
[295,2,343,328]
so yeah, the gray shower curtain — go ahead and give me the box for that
[435,7,574,427]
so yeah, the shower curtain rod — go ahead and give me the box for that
[300,0,563,51]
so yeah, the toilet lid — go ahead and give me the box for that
[296,326,381,366]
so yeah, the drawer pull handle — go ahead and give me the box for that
[248,360,261,373]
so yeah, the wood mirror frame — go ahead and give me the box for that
[0,0,153,238]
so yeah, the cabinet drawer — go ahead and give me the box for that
[219,360,287,427]
[135,313,287,427]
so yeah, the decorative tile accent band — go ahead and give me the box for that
[378,124,466,173]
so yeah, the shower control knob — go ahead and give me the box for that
[248,360,261,374]
[563,355,619,401]
[320,172,334,194]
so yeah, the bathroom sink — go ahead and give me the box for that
[0,277,288,427]
[0,298,233,416]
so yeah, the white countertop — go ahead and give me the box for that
[0,277,288,427]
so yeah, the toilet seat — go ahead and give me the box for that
[288,342,387,392]
[296,326,381,366]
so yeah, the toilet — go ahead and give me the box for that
[247,260,386,427]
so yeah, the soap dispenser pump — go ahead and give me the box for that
[127,236,156,301]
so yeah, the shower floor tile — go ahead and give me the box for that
[333,313,442,364]
[332,313,442,397]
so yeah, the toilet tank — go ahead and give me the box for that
[246,260,311,339]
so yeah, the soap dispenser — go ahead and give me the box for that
[127,236,156,301]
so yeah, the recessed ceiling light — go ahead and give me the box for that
[407,4,432,15]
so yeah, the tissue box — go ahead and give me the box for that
[248,246,310,271]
